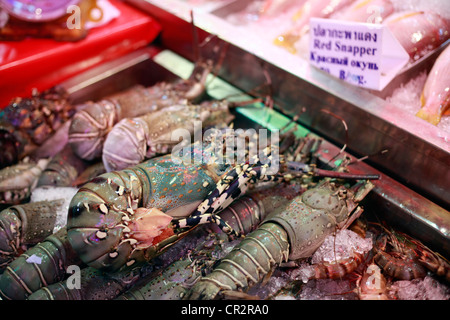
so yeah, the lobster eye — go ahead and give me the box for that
[70,202,85,218]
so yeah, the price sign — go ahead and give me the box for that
[309,18,409,91]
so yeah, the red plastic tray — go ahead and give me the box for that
[0,0,162,107]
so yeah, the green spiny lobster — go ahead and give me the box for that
[67,128,379,273]
[29,184,305,300]
[185,180,375,300]
[0,199,66,270]
[68,57,215,161]
[0,227,82,300]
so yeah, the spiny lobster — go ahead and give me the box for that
[67,129,379,273]
[114,184,306,300]
[184,180,375,300]
[26,184,304,300]
[0,199,66,270]
[101,100,237,172]
[68,60,214,161]
[0,86,75,169]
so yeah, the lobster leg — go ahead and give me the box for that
[286,161,380,180]
[173,157,282,238]
[173,158,377,237]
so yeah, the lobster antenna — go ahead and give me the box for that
[347,148,389,166]
[258,64,276,130]
[190,10,200,63]
[279,113,302,134]
[203,40,229,89]
[189,10,226,88]
[320,109,348,167]
[259,63,309,133]
[332,225,339,271]
[261,66,274,110]
[220,82,269,100]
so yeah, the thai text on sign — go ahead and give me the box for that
[309,18,408,91]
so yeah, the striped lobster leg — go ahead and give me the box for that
[173,149,282,238]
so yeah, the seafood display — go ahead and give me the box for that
[26,184,302,300]
[0,86,75,169]
[102,100,235,172]
[68,61,213,161]
[266,221,450,300]
[416,45,450,125]
[164,0,450,210]
[68,129,371,273]
[0,88,447,301]
[185,180,374,299]
[0,6,449,302]
[179,0,450,135]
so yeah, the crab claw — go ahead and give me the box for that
[129,208,173,249]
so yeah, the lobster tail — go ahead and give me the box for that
[37,144,90,187]
[28,266,142,300]
[68,100,121,161]
[186,222,290,300]
[186,181,374,299]
[0,159,49,204]
[102,117,149,172]
[0,199,65,269]
[0,228,81,300]
[0,206,22,269]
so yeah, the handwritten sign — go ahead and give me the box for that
[309,18,409,91]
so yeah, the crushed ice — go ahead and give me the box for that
[30,186,79,233]
[287,229,372,284]
[256,228,450,300]
[386,71,450,133]
[311,229,373,264]
[390,276,450,300]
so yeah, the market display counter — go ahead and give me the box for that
[126,0,450,212]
